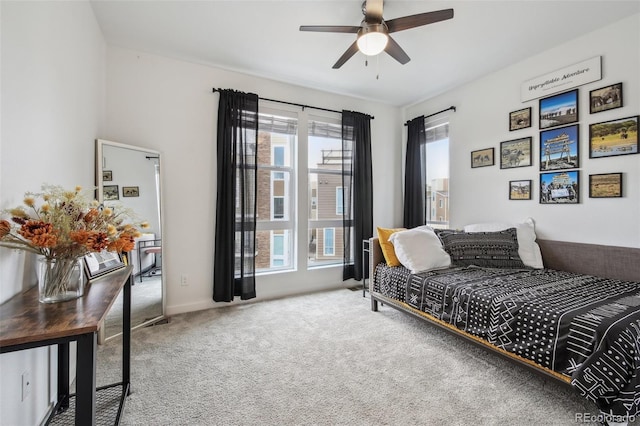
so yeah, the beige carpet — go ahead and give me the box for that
[95,288,615,425]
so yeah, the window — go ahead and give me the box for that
[308,116,351,267]
[255,110,296,272]
[254,108,352,274]
[335,186,344,215]
[424,118,450,229]
[323,228,335,256]
[270,232,287,268]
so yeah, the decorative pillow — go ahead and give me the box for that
[388,228,451,273]
[435,228,527,269]
[376,227,406,266]
[463,217,543,269]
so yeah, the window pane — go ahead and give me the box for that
[324,228,335,256]
[274,146,285,166]
[273,234,284,255]
[255,230,291,271]
[308,117,351,267]
[273,197,284,219]
[425,119,449,229]
[336,187,344,215]
[256,110,296,273]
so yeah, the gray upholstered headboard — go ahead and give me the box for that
[369,237,640,283]
[537,239,640,282]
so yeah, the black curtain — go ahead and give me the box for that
[403,116,427,228]
[342,111,373,281]
[213,89,258,301]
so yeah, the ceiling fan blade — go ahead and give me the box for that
[364,0,384,23]
[385,36,410,65]
[300,25,360,33]
[333,41,360,69]
[386,9,454,33]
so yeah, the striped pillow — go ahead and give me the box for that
[435,228,526,269]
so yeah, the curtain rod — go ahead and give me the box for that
[404,106,456,126]
[212,88,374,120]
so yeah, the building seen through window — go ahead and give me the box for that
[424,119,450,228]
[250,110,351,274]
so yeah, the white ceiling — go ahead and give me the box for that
[90,1,640,107]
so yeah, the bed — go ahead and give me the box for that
[368,226,640,422]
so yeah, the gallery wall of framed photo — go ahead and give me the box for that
[403,15,638,246]
[474,58,637,206]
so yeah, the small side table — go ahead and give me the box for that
[0,266,133,426]
[362,239,370,297]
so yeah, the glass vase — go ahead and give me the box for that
[37,257,85,303]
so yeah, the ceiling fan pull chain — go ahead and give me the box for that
[376,54,380,80]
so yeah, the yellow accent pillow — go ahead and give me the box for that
[377,227,406,267]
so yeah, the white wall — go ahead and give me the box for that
[104,47,403,315]
[0,1,106,425]
[404,14,640,248]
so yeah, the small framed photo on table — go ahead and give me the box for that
[83,251,126,280]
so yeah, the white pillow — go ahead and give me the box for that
[463,217,543,269]
[389,228,451,273]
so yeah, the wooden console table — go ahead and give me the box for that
[0,266,133,426]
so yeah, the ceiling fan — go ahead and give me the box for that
[300,0,453,69]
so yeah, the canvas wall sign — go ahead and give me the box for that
[521,56,601,102]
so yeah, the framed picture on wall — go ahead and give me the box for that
[122,186,140,197]
[539,89,578,130]
[500,137,532,169]
[509,107,532,131]
[102,170,113,182]
[103,185,119,201]
[540,171,579,204]
[589,82,622,114]
[471,148,494,168]
[509,180,532,200]
[589,173,622,198]
[589,115,638,158]
[540,125,579,171]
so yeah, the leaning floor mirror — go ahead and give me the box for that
[96,139,165,342]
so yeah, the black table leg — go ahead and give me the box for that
[123,273,132,394]
[75,332,97,426]
[57,343,70,412]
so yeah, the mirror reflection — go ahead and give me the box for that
[96,139,164,341]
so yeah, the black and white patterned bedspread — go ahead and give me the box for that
[376,264,640,417]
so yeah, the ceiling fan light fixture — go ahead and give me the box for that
[357,24,388,56]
